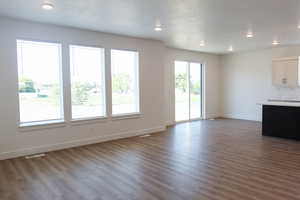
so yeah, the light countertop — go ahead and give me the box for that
[258,101,300,107]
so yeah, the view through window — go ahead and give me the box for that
[17,41,141,125]
[175,61,189,121]
[17,40,63,124]
[175,61,202,122]
[111,50,139,115]
[70,45,106,119]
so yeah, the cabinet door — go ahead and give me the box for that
[286,60,299,87]
[272,61,287,86]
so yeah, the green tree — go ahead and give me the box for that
[72,82,95,105]
[19,77,36,93]
[175,73,187,92]
[112,73,131,94]
[191,81,201,94]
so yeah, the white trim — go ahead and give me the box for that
[16,40,65,126]
[174,60,204,122]
[166,121,175,127]
[112,112,142,120]
[176,118,202,124]
[0,126,166,160]
[272,56,299,61]
[110,49,141,116]
[69,45,107,120]
[188,62,191,120]
[222,113,261,122]
[19,119,66,131]
[203,113,220,120]
[71,116,108,125]
[201,63,206,119]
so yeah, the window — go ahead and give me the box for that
[111,49,139,115]
[70,45,106,119]
[17,40,63,125]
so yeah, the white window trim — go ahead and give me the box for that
[18,119,66,132]
[111,112,142,121]
[71,116,108,126]
[69,44,107,120]
[16,39,65,127]
[110,49,141,117]
[16,41,143,129]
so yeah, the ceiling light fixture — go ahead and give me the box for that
[41,2,54,10]
[228,46,233,52]
[200,40,205,47]
[154,26,162,32]
[272,40,280,46]
[246,31,254,38]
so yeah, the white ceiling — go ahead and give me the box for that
[1,0,300,54]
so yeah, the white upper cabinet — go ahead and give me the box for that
[272,57,300,88]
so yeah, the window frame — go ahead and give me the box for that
[16,39,143,129]
[110,48,141,117]
[69,44,107,121]
[16,39,65,127]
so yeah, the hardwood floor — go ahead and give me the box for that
[1,119,300,200]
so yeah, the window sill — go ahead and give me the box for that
[111,113,142,121]
[19,120,66,132]
[71,116,108,126]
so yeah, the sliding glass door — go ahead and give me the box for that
[190,63,202,119]
[175,61,189,121]
[175,61,203,122]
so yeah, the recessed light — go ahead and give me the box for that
[272,40,280,46]
[228,46,233,52]
[200,40,205,47]
[246,31,254,38]
[41,2,54,10]
[154,26,162,32]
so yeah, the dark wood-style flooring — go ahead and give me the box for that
[1,119,300,200]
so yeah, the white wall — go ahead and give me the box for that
[0,17,222,160]
[0,17,167,160]
[221,46,300,121]
[164,48,221,125]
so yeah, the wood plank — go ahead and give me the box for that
[1,119,300,200]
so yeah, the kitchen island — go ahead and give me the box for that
[260,101,300,140]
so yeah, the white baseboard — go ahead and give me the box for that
[222,113,261,122]
[0,126,166,160]
[165,114,221,125]
[203,113,221,120]
[166,121,175,127]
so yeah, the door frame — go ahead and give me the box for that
[174,61,204,123]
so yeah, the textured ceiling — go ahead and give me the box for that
[1,0,300,54]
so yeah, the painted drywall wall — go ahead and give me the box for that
[220,46,300,121]
[164,48,221,125]
[0,17,167,159]
[0,17,222,159]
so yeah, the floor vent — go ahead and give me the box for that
[140,134,151,138]
[25,153,46,159]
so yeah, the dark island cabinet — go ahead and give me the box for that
[262,105,300,140]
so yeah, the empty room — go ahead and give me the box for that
[1,0,300,199]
